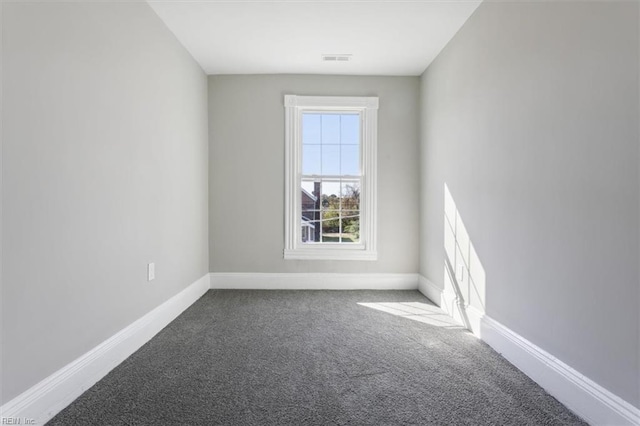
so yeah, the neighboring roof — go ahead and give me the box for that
[301,188,317,202]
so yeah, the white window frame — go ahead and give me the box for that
[284,95,378,261]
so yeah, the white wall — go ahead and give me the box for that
[209,75,419,273]
[2,2,209,404]
[420,1,639,407]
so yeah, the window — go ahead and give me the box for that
[284,95,378,260]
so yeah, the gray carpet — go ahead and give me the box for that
[48,290,586,425]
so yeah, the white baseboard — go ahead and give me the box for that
[6,271,637,426]
[417,275,443,306]
[0,274,210,426]
[464,304,484,337]
[481,316,640,426]
[210,272,418,290]
[416,275,639,425]
[416,275,457,318]
[440,289,458,318]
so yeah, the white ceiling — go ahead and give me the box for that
[147,0,481,76]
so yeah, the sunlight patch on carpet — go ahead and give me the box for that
[357,302,464,329]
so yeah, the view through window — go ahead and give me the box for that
[300,113,361,244]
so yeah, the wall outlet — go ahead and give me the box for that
[148,263,155,281]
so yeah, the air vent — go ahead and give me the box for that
[322,54,352,62]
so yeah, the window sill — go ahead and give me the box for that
[284,248,378,261]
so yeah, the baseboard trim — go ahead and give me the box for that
[417,275,443,306]
[440,289,458,318]
[415,275,639,424]
[464,304,484,337]
[209,272,419,290]
[0,274,210,426]
[481,316,640,426]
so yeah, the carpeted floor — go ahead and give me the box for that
[48,290,586,425]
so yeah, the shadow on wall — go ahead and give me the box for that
[443,183,486,336]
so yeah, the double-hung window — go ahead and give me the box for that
[284,95,378,260]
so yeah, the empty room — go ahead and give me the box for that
[2,0,639,425]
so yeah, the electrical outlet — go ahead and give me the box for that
[148,263,155,281]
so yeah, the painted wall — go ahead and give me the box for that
[209,75,419,273]
[420,1,639,407]
[2,2,209,404]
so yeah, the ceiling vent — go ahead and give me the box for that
[322,54,352,62]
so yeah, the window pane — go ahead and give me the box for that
[302,210,320,222]
[341,181,360,211]
[322,210,340,242]
[321,114,340,145]
[302,114,321,145]
[322,180,340,243]
[340,215,360,243]
[301,215,320,243]
[301,217,317,243]
[302,145,321,175]
[321,145,340,175]
[321,180,340,208]
[340,145,359,175]
[301,191,317,216]
[301,179,320,243]
[340,114,359,145]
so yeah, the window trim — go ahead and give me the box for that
[284,95,378,261]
